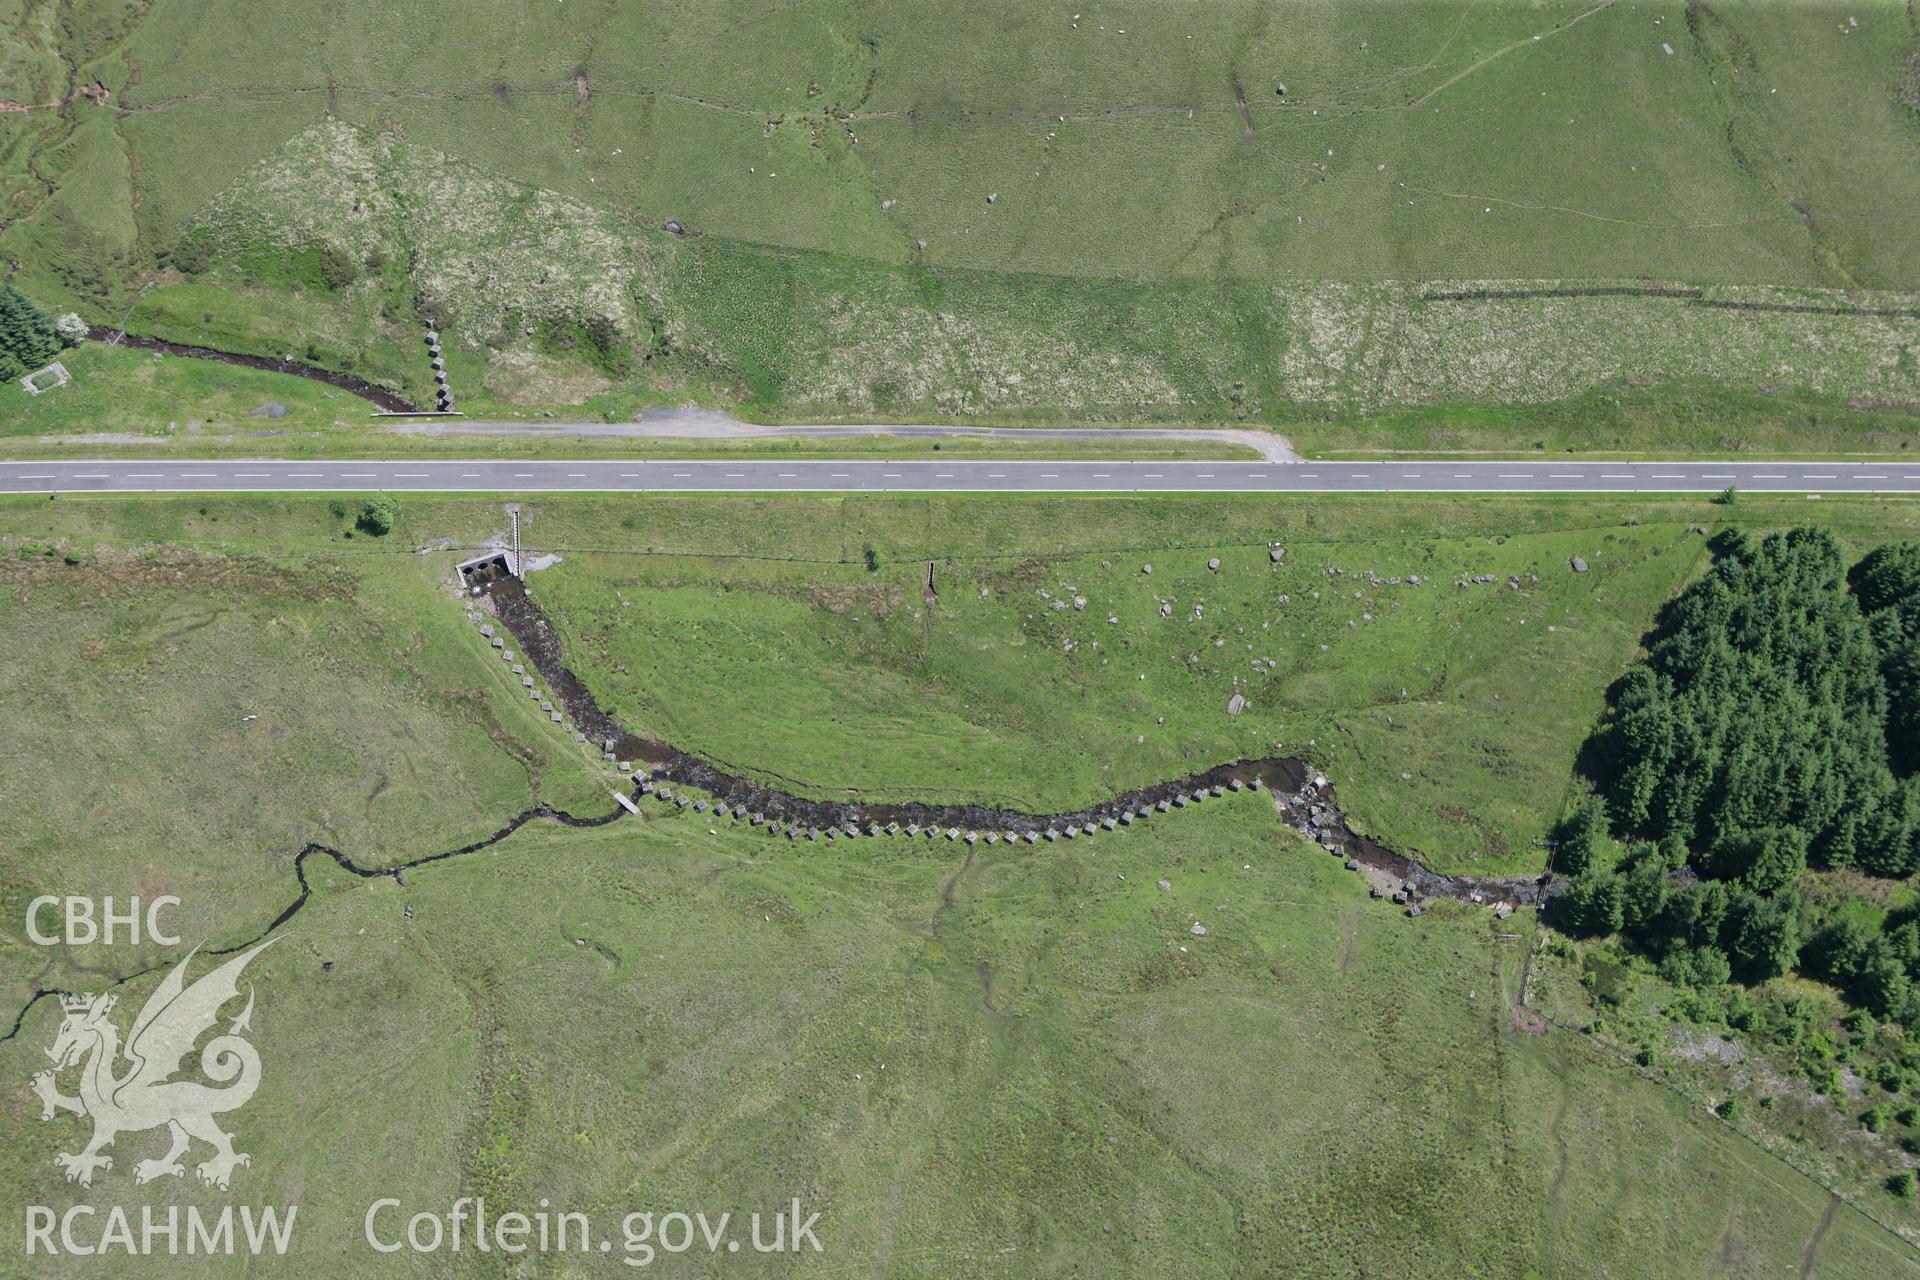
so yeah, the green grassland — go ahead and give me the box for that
[3,0,1918,440]
[4,770,1917,1275]
[533,517,1694,876]
[6,494,1920,1272]
[522,492,1920,878]
[0,342,369,441]
[0,531,608,1016]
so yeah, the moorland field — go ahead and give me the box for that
[3,0,1919,442]
[5,493,1920,1276]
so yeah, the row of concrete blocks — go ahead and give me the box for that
[1320,843,1426,918]
[425,328,453,412]
[629,776,1260,842]
[471,610,590,737]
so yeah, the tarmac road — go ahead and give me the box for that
[2,459,1917,495]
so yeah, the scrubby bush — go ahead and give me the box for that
[356,496,399,536]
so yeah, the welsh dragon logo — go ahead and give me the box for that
[30,940,274,1190]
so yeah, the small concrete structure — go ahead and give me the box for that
[458,551,514,589]
[19,361,70,395]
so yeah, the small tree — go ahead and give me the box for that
[1888,1170,1916,1199]
[1555,794,1612,878]
[0,283,67,381]
[1711,485,1737,506]
[356,495,399,536]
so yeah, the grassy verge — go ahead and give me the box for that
[1291,382,1920,459]
[10,345,1919,465]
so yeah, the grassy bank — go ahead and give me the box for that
[5,2,1919,439]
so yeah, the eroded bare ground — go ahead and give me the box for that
[391,409,1298,461]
